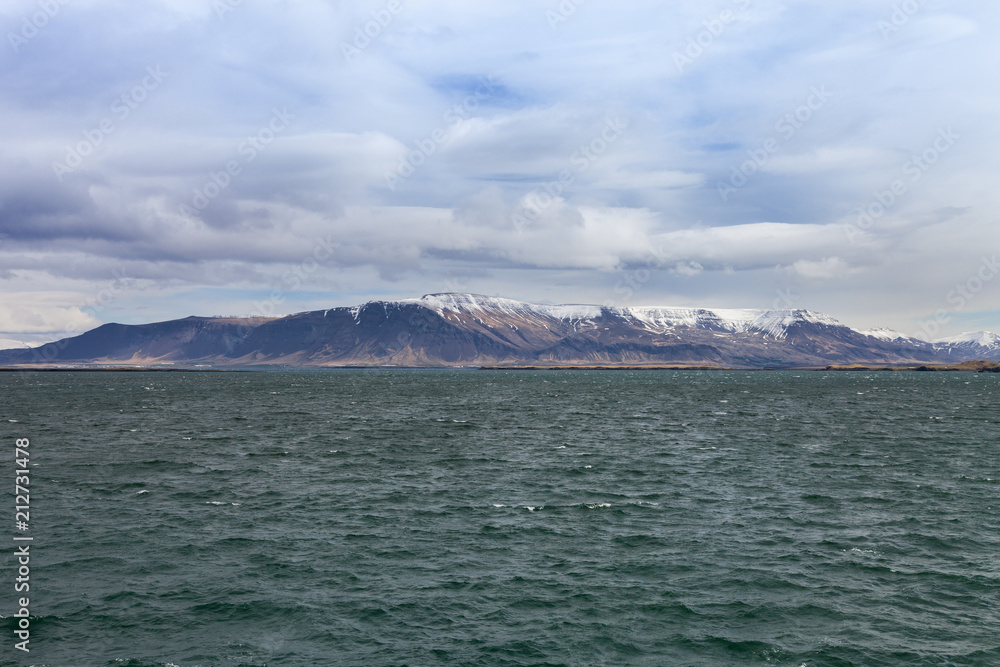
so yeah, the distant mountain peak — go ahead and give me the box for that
[394,294,841,341]
[403,293,603,321]
[2,294,998,368]
[623,307,842,340]
[859,327,916,342]
[936,331,1000,349]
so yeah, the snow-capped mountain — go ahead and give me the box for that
[0,294,997,368]
[405,293,841,340]
[935,331,1000,356]
[859,327,916,343]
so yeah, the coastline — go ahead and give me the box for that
[2,360,998,372]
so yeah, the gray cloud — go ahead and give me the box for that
[1,0,999,344]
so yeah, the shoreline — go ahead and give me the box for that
[2,361,998,373]
[0,367,242,373]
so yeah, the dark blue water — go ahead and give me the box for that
[2,370,999,666]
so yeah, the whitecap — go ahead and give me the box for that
[206,501,226,505]
[7,419,18,423]
[555,445,566,449]
[136,490,149,495]
[492,504,506,508]
[584,465,592,469]
[586,503,611,509]
[182,437,193,440]
[848,547,881,557]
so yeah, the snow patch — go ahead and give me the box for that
[351,294,845,340]
[859,327,913,342]
[626,307,841,340]
[403,294,602,322]
[936,331,1000,349]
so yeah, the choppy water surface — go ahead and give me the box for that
[2,369,999,666]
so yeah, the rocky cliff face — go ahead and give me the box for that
[1,294,997,368]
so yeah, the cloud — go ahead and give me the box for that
[788,257,855,280]
[0,294,102,334]
[763,147,898,174]
[0,0,998,344]
[593,170,705,190]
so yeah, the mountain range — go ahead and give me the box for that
[2,293,999,369]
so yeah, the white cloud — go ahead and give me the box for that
[593,170,704,190]
[764,147,897,174]
[0,295,102,335]
[0,0,998,341]
[788,257,855,280]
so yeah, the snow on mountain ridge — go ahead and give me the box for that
[625,307,841,339]
[935,331,1000,349]
[395,294,842,340]
[405,294,602,321]
[858,327,914,342]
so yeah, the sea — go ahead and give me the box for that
[2,369,998,666]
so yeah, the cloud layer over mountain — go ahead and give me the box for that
[2,0,998,345]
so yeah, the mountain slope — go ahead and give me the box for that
[8,317,275,365]
[0,294,997,368]
[934,331,1000,358]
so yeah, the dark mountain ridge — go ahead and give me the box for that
[1,294,997,368]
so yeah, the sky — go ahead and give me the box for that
[1,0,998,348]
